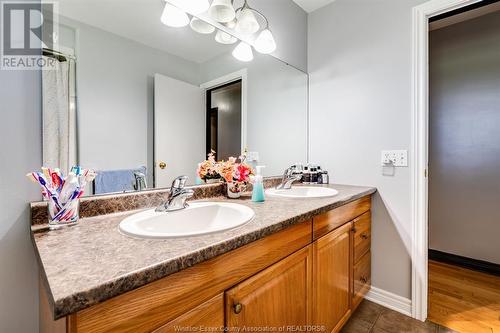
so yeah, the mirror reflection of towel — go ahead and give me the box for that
[94,166,147,194]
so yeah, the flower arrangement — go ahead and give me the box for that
[197,152,254,198]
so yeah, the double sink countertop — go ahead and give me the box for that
[31,184,376,319]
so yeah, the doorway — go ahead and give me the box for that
[427,2,500,332]
[412,0,500,326]
[206,80,242,161]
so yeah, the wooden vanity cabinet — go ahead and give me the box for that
[40,196,372,333]
[311,198,372,333]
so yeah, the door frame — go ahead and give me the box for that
[410,0,482,321]
[201,69,248,155]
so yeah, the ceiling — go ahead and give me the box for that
[292,0,337,13]
[58,0,233,64]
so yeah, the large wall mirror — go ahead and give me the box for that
[42,0,308,196]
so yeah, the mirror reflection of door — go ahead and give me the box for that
[206,80,242,161]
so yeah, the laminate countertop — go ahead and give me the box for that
[31,184,376,319]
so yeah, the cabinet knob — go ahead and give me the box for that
[158,162,167,170]
[233,303,243,314]
[360,233,368,240]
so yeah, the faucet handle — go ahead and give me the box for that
[171,175,188,190]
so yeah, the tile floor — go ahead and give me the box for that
[341,300,458,333]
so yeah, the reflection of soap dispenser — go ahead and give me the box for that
[252,166,266,202]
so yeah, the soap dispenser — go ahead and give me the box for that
[252,166,266,202]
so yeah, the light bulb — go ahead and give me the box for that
[215,30,237,44]
[235,8,260,34]
[190,17,215,34]
[161,3,189,27]
[185,0,210,14]
[232,42,254,62]
[168,0,209,14]
[254,29,276,54]
[208,0,236,23]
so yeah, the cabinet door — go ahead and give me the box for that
[152,294,224,333]
[225,246,312,330]
[313,222,352,333]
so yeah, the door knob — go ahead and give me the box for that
[233,303,243,314]
[158,162,167,170]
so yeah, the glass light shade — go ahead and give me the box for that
[232,42,254,62]
[208,0,236,23]
[225,19,237,29]
[190,18,215,34]
[185,0,210,14]
[235,8,260,34]
[254,29,276,54]
[161,3,189,27]
[215,30,237,44]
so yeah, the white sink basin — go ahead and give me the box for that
[266,186,339,199]
[119,202,255,239]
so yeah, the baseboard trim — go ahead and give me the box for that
[365,286,412,317]
[429,249,500,276]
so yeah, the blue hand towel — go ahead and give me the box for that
[94,166,147,194]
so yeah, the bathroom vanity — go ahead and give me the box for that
[33,183,375,333]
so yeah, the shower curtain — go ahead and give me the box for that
[42,56,76,174]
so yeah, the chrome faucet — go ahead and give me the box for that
[133,171,147,191]
[156,176,194,212]
[277,165,303,190]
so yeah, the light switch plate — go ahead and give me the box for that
[381,150,408,167]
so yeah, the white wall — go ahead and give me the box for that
[308,0,427,299]
[429,11,500,264]
[0,19,41,333]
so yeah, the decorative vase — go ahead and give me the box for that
[227,182,245,199]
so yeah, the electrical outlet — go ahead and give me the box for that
[246,151,259,162]
[381,150,408,167]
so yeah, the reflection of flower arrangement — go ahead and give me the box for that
[216,156,253,184]
[197,151,222,182]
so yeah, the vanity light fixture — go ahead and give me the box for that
[208,0,236,23]
[161,2,189,27]
[215,30,238,44]
[161,0,277,62]
[232,41,254,62]
[254,27,276,54]
[190,17,216,34]
[235,1,260,34]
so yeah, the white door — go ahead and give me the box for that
[154,74,205,188]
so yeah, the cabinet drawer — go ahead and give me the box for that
[353,251,371,309]
[353,212,371,263]
[313,196,371,240]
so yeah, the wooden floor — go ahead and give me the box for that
[428,260,500,333]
